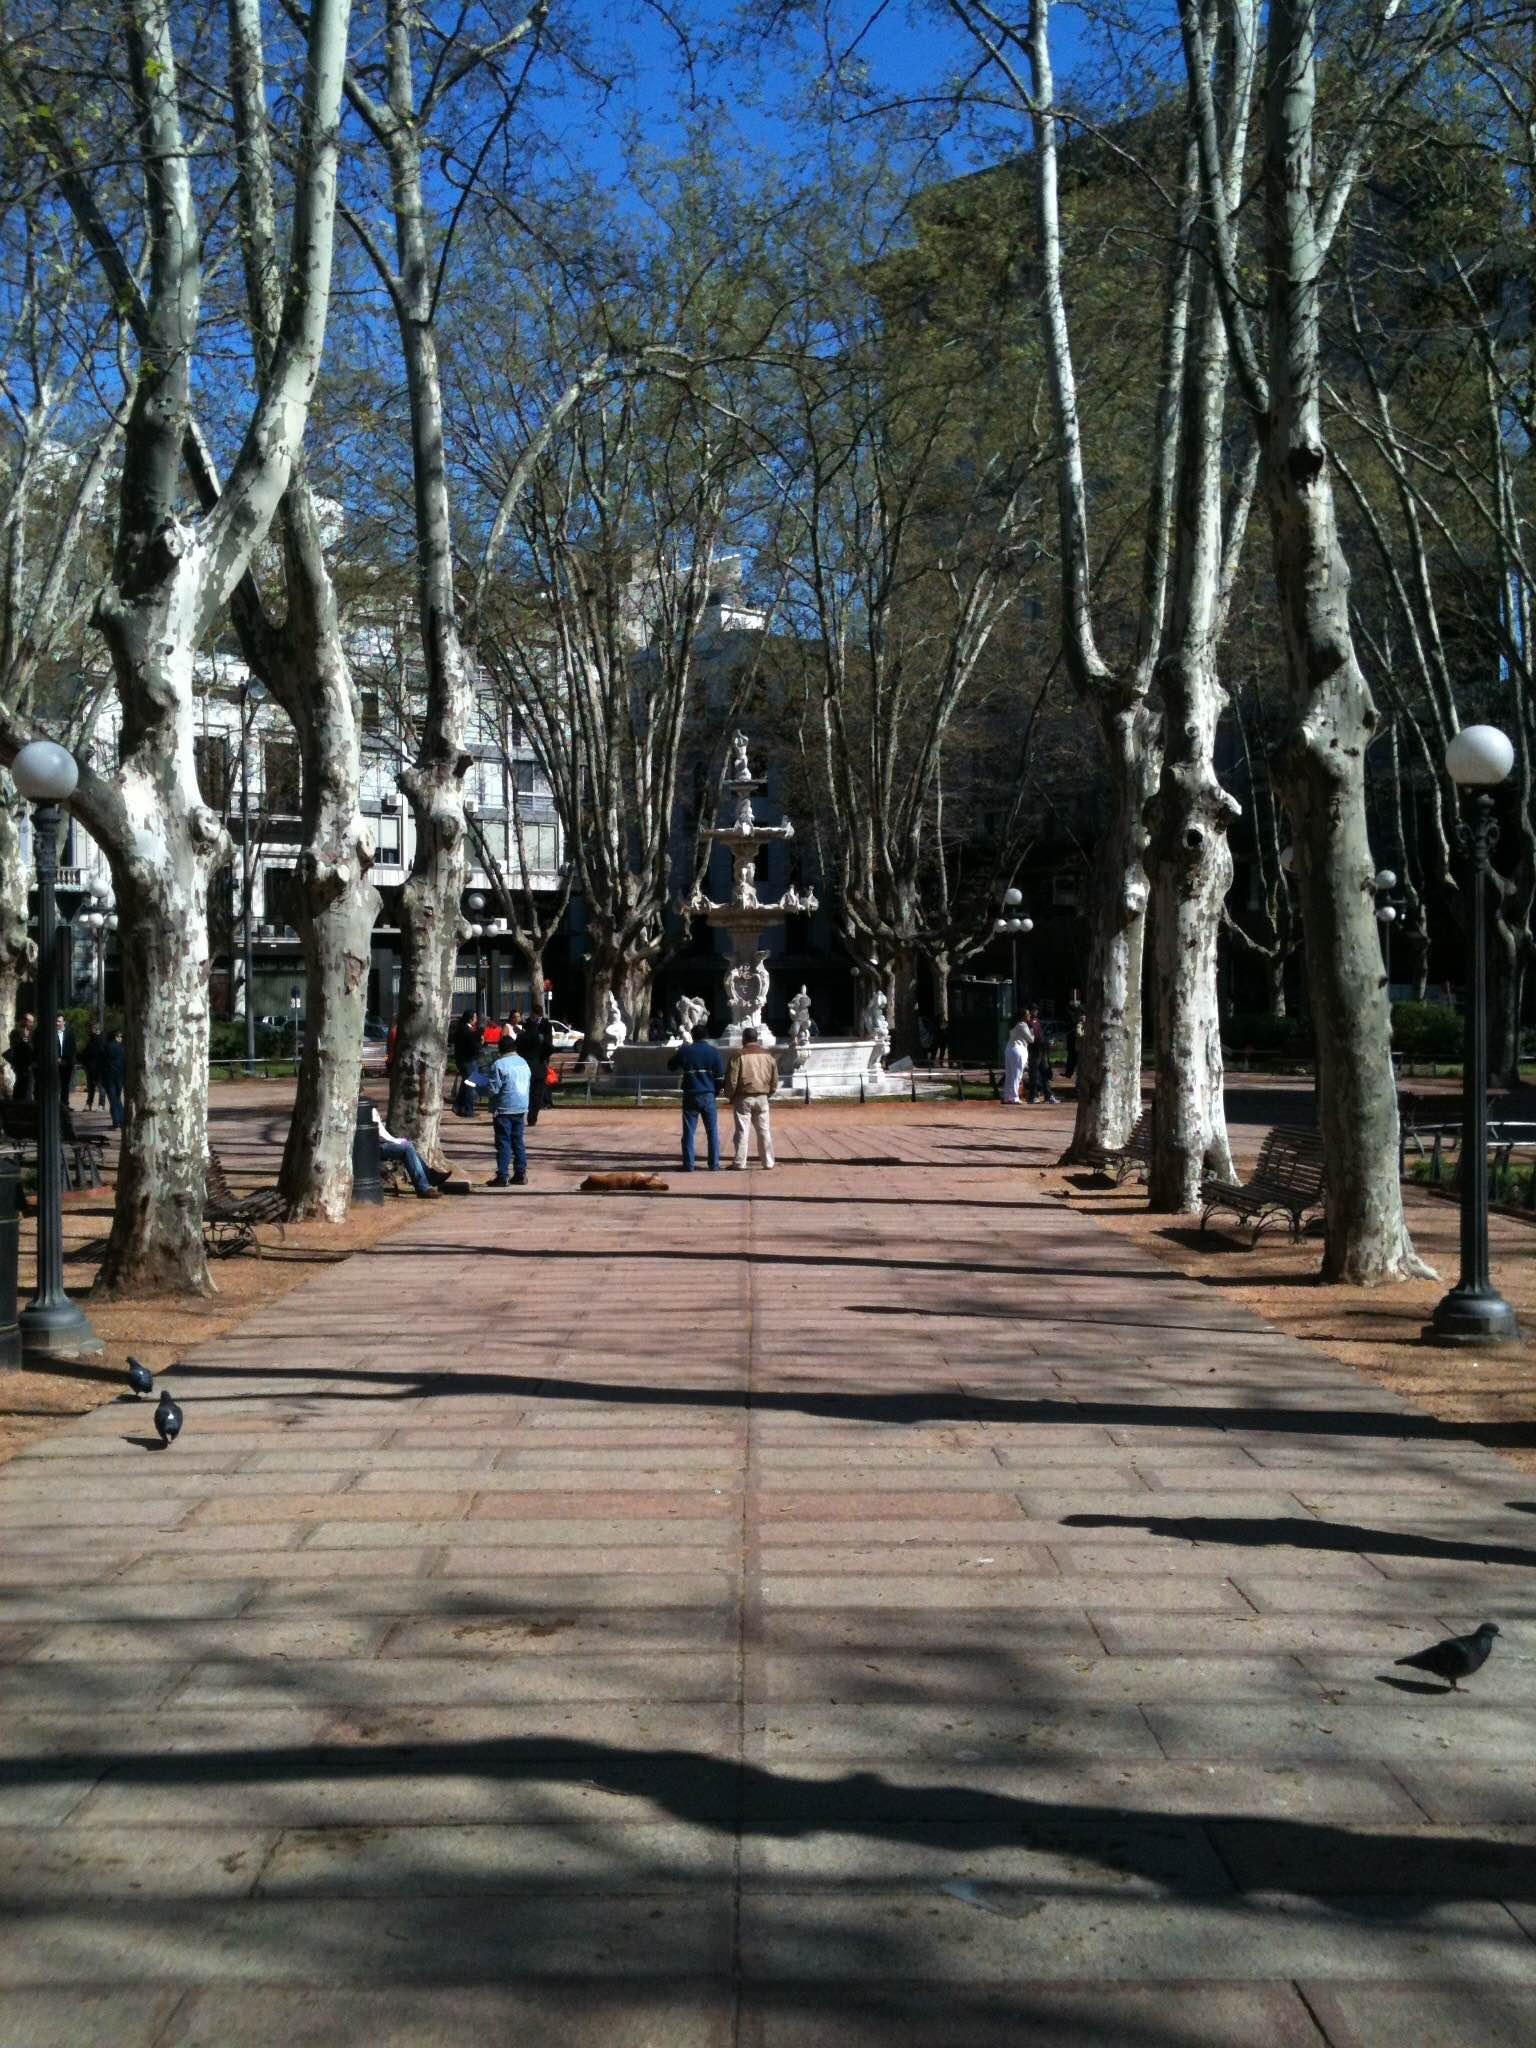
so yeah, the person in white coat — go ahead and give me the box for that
[1001,1016,1031,1105]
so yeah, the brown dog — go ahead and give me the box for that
[579,1171,669,1193]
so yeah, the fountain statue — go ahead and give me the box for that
[669,992,709,1044]
[601,990,628,1056]
[607,733,917,1095]
[788,986,816,1061]
[680,732,816,1044]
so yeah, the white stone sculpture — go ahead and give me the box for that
[863,988,891,1067]
[672,992,708,1041]
[601,990,628,1056]
[788,985,816,1054]
[732,859,759,908]
[728,952,776,1046]
[729,730,752,783]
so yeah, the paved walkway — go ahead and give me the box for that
[3,1102,1536,2045]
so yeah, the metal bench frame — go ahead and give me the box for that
[1075,1104,1154,1184]
[1200,1125,1326,1244]
[204,1147,287,1258]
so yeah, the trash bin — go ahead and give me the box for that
[351,1100,384,1207]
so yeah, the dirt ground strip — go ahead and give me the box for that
[1019,1078,1536,1474]
[0,1086,424,1464]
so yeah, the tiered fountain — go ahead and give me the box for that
[607,732,903,1094]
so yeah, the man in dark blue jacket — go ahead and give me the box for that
[667,1020,725,1171]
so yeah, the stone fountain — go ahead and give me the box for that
[693,730,817,1045]
[606,732,919,1095]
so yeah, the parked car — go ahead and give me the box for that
[548,1018,582,1050]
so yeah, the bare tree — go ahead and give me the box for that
[1,0,354,1293]
[1179,0,1444,1279]
[338,0,547,1162]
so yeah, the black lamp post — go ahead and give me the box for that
[994,888,1033,1012]
[14,739,101,1359]
[1424,724,1520,1348]
[239,678,267,1074]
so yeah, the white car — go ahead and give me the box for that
[547,1018,582,1051]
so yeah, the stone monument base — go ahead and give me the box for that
[607,1038,923,1099]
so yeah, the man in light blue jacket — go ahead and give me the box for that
[486,1038,532,1186]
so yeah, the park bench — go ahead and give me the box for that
[0,1100,106,1191]
[1075,1103,1153,1184]
[1200,1125,1326,1244]
[203,1146,287,1258]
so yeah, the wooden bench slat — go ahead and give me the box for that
[204,1146,287,1257]
[1201,1124,1325,1244]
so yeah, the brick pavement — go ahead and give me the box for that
[2,1100,1536,2044]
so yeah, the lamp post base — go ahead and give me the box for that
[20,1296,104,1360]
[1422,1284,1521,1348]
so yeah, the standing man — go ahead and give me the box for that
[516,1005,554,1126]
[486,1031,532,1186]
[101,1027,125,1128]
[5,1012,35,1102]
[55,1012,76,1109]
[668,1020,725,1171]
[1064,989,1083,1080]
[451,1009,482,1117]
[724,1026,779,1171]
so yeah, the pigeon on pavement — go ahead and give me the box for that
[127,1358,154,1398]
[153,1390,183,1446]
[1395,1621,1500,1691]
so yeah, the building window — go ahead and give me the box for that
[195,734,234,812]
[374,812,402,865]
[263,740,301,814]
[263,866,304,929]
[361,690,381,733]
[513,761,539,798]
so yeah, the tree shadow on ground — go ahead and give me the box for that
[14,1727,1536,1914]
[1063,1511,1536,1570]
[143,1359,1536,1452]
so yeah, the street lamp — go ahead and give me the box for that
[1425,723,1520,1348]
[11,739,100,1359]
[1373,868,1400,993]
[238,679,267,1074]
[993,904,1034,1010]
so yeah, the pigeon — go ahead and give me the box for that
[153,1390,183,1446]
[127,1357,154,1398]
[1395,1621,1500,1691]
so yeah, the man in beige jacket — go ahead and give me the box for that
[724,1027,779,1169]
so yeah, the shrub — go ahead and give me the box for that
[1390,1000,1461,1059]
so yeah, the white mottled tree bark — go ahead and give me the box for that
[225,0,377,1218]
[12,0,354,1292]
[1020,0,1190,1160]
[1181,0,1431,1279]
[1147,6,1256,1210]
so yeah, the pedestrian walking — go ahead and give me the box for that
[54,1012,76,1109]
[668,1021,725,1170]
[516,1006,554,1126]
[485,1033,532,1186]
[1025,1006,1059,1104]
[725,1026,778,1170]
[6,1011,35,1103]
[451,1009,482,1117]
[81,1024,104,1109]
[1001,1016,1030,1104]
[101,1027,125,1128]
[1064,989,1083,1080]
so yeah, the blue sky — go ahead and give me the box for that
[537,1,1085,197]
